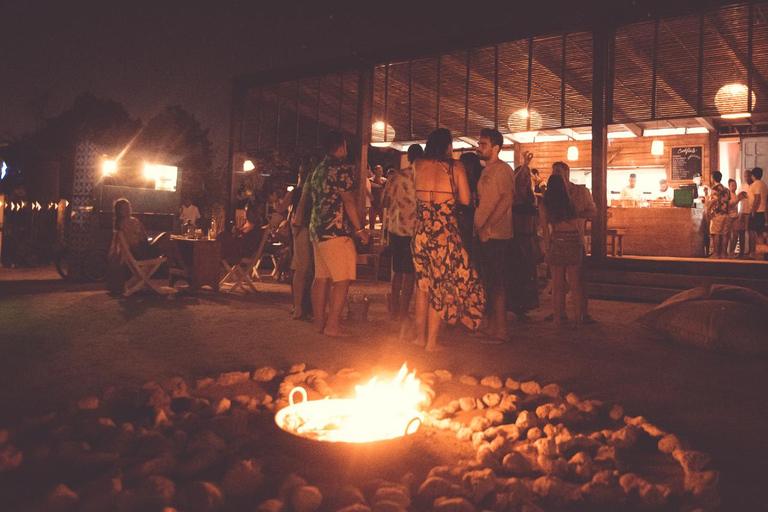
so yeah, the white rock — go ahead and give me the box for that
[373,487,410,508]
[0,444,23,471]
[658,434,685,454]
[459,397,476,411]
[457,428,473,441]
[469,416,491,433]
[417,476,454,502]
[480,376,502,389]
[567,452,594,481]
[289,363,307,374]
[215,398,231,415]
[336,505,371,512]
[485,409,504,426]
[279,473,308,501]
[462,468,496,502]
[534,438,557,457]
[532,476,582,506]
[482,393,501,408]
[540,384,562,398]
[459,375,479,386]
[41,484,78,512]
[182,481,223,512]
[608,405,624,421]
[502,452,532,475]
[504,378,520,390]
[673,449,711,472]
[257,498,286,512]
[520,381,541,395]
[434,369,453,382]
[222,459,264,497]
[515,411,538,431]
[433,497,475,512]
[217,371,250,386]
[135,476,175,507]
[253,367,278,382]
[78,396,100,410]
[290,485,323,512]
[565,393,580,405]
[526,427,543,441]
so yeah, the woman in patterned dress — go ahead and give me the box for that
[412,128,485,351]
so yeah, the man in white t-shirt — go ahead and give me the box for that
[475,128,516,343]
[747,167,768,258]
[657,178,674,200]
[619,173,643,202]
[734,169,752,258]
[179,199,201,228]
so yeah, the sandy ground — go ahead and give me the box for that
[0,266,767,510]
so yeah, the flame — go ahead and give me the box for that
[283,364,425,443]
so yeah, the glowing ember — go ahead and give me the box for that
[275,364,425,443]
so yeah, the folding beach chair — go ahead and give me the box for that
[116,232,169,296]
[219,226,270,293]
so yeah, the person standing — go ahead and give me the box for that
[289,163,314,320]
[508,152,539,322]
[474,128,515,343]
[726,178,743,258]
[383,144,422,321]
[540,174,584,326]
[551,162,596,323]
[458,152,483,260]
[619,173,643,202]
[296,130,369,337]
[706,171,731,259]
[411,128,485,351]
[657,179,674,200]
[735,169,753,258]
[369,165,386,230]
[747,167,768,258]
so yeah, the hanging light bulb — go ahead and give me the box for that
[508,108,543,133]
[243,159,255,172]
[567,146,579,161]
[651,140,665,156]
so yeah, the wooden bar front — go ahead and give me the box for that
[607,207,705,258]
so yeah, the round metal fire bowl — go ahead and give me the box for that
[271,388,423,472]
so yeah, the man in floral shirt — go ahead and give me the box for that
[296,130,369,337]
[707,171,731,259]
[383,143,422,320]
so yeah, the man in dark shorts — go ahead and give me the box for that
[383,144,423,320]
[475,128,515,343]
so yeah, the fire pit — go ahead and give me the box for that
[274,364,424,444]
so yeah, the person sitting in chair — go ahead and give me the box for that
[107,198,186,292]
[218,201,265,265]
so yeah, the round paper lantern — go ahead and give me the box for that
[507,108,543,133]
[715,83,757,116]
[371,121,396,147]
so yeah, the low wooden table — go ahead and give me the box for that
[169,236,222,291]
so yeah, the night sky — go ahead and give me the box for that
[1,0,724,167]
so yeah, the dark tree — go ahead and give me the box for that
[134,105,219,207]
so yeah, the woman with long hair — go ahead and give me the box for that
[457,152,482,259]
[411,128,485,351]
[540,174,584,325]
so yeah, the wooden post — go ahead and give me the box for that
[226,80,246,229]
[355,66,373,216]
[590,26,611,259]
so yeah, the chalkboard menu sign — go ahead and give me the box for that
[670,146,703,181]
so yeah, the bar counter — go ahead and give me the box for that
[606,205,705,258]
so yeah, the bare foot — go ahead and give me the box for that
[323,327,350,338]
[424,343,444,352]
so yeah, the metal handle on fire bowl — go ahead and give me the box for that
[404,416,422,436]
[289,387,308,407]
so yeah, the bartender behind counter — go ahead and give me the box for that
[620,173,643,202]
[657,179,674,200]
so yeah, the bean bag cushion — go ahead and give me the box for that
[637,285,768,355]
